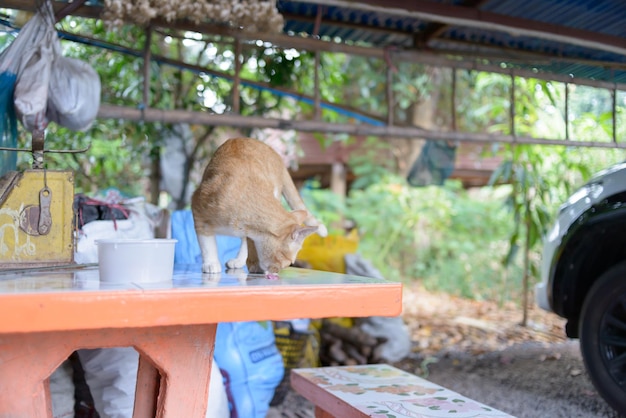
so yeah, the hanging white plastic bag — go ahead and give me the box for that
[1,5,54,171]
[13,20,56,132]
[12,0,101,133]
[47,42,101,131]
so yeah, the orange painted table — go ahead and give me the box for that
[0,265,402,418]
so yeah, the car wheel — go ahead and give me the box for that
[579,261,626,415]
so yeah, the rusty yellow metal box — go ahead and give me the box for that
[0,170,74,269]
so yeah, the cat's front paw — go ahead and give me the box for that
[226,258,246,270]
[246,260,263,274]
[202,262,222,274]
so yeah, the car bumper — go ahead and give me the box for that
[535,281,551,311]
[536,219,562,312]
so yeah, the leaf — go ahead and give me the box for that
[488,160,512,185]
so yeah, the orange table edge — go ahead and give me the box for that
[0,283,402,334]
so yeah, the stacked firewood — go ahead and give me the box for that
[319,320,388,366]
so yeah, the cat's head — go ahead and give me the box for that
[258,210,318,274]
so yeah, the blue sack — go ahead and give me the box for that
[215,321,284,418]
[171,210,243,265]
[171,210,284,418]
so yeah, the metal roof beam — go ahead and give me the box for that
[97,103,626,149]
[418,0,490,46]
[394,50,626,90]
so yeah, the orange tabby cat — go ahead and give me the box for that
[191,137,328,277]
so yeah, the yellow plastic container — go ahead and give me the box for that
[297,229,359,273]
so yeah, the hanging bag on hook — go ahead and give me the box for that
[46,41,101,131]
[12,4,57,132]
[12,0,101,133]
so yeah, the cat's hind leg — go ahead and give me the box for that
[197,234,222,273]
[226,237,248,270]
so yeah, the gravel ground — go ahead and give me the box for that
[397,340,623,418]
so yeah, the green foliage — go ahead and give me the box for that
[348,178,445,282]
[302,175,526,301]
[348,137,395,189]
[258,49,298,87]
[302,67,626,305]
[299,182,347,235]
[413,184,525,302]
[33,121,148,196]
[488,145,553,283]
[5,15,309,199]
[392,62,433,110]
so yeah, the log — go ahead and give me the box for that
[328,339,348,364]
[344,344,368,365]
[322,321,379,347]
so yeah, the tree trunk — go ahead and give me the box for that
[149,146,161,206]
[521,202,531,327]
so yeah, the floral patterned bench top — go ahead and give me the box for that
[291,364,515,418]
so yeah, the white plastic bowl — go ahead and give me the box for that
[96,239,177,283]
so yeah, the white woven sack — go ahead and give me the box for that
[47,53,101,131]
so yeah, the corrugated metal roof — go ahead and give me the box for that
[277,0,626,85]
[4,0,626,85]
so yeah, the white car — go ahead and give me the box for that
[536,161,626,415]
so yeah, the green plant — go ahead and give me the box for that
[302,174,526,300]
[489,145,553,323]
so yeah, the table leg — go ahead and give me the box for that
[134,354,160,417]
[133,324,217,418]
[0,333,69,418]
[0,324,217,418]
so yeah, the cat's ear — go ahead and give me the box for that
[291,209,308,224]
[291,225,318,243]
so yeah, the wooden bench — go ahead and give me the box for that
[291,364,515,418]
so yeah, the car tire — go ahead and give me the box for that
[579,261,626,415]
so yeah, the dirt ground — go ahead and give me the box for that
[268,283,625,418]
